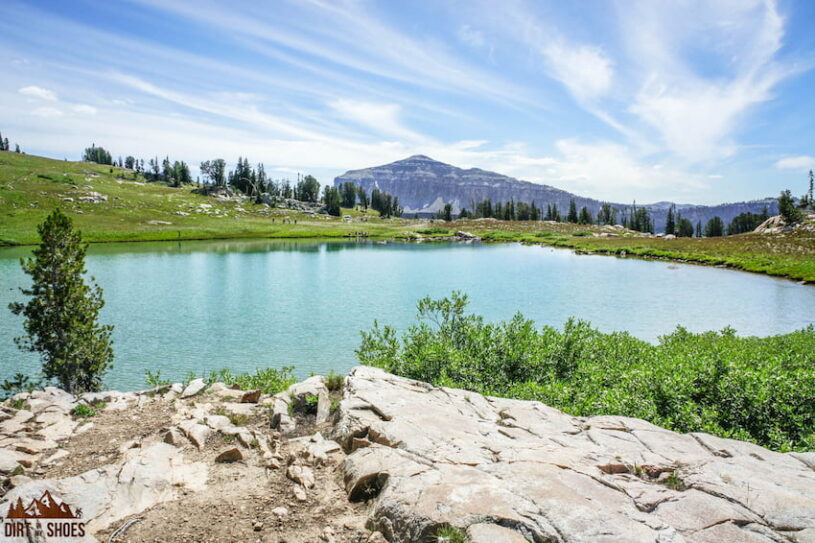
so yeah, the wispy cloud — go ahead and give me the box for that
[19,85,57,101]
[775,156,815,170]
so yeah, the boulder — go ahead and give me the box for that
[181,378,206,398]
[333,366,815,543]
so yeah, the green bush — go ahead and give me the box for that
[358,292,815,451]
[204,366,296,395]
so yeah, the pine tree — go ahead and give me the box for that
[665,205,676,235]
[809,170,814,208]
[0,131,5,151]
[695,221,702,238]
[704,216,724,237]
[778,190,800,224]
[9,210,113,392]
[567,199,578,223]
[578,206,592,225]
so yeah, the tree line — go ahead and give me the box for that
[0,129,22,153]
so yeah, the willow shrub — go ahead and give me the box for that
[357,291,815,451]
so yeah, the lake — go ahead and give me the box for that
[1,239,814,391]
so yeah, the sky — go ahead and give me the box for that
[1,0,814,205]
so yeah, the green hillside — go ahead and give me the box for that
[0,151,411,245]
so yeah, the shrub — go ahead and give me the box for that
[326,370,344,392]
[358,292,815,451]
[71,404,97,418]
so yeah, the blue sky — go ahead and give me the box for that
[1,0,814,204]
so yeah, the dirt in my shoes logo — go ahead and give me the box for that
[2,490,86,540]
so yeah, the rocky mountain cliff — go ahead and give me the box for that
[334,155,777,231]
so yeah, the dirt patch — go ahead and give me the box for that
[98,456,369,543]
[40,400,176,479]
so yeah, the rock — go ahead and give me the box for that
[163,427,187,447]
[0,443,207,534]
[36,418,79,442]
[41,449,70,465]
[333,366,815,543]
[287,465,315,489]
[9,474,33,488]
[181,378,206,398]
[293,485,307,502]
[0,449,25,474]
[253,520,264,531]
[204,414,233,431]
[240,389,262,403]
[215,448,243,463]
[178,420,212,449]
[454,231,481,241]
[272,506,289,517]
[467,523,528,543]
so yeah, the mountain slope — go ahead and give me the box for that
[334,155,777,230]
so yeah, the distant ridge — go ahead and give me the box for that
[334,155,776,231]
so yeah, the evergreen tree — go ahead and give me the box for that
[82,144,112,165]
[322,186,341,216]
[14,144,21,153]
[567,199,578,223]
[9,210,113,393]
[778,189,800,224]
[809,170,814,208]
[438,203,453,222]
[704,216,725,237]
[0,131,5,151]
[597,203,616,225]
[665,205,676,236]
[339,182,357,208]
[2,137,8,151]
[356,186,369,210]
[677,217,694,237]
[578,206,592,225]
[695,221,702,238]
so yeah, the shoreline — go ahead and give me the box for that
[3,230,812,285]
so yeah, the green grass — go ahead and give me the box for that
[359,292,815,452]
[0,151,415,245]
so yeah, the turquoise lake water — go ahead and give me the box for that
[1,239,814,391]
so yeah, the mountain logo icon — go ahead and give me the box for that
[5,490,82,520]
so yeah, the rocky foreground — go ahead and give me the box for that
[1,367,814,543]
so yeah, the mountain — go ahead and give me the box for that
[334,155,777,232]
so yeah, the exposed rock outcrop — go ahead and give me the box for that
[2,369,813,542]
[333,366,815,543]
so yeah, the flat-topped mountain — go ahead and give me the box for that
[334,155,776,230]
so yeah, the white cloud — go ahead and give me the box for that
[775,155,815,170]
[18,85,57,101]
[72,104,97,115]
[624,0,794,163]
[543,43,614,102]
[31,106,63,118]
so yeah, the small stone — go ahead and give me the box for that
[286,465,315,488]
[253,521,264,532]
[163,428,186,447]
[272,506,288,517]
[293,485,307,502]
[241,389,262,403]
[215,447,243,463]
